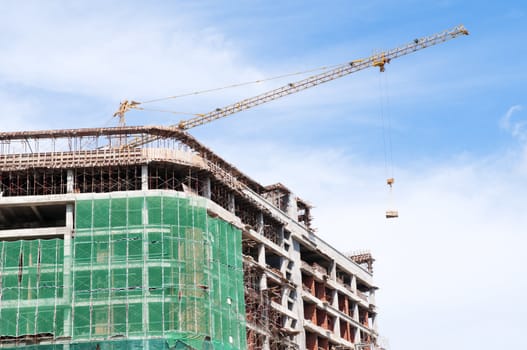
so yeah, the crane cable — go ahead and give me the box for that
[114,62,349,121]
[139,63,345,104]
[378,70,398,218]
[380,71,395,180]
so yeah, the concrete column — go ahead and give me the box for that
[351,275,357,293]
[329,261,337,281]
[141,164,148,191]
[355,327,361,344]
[372,313,378,332]
[201,176,211,199]
[291,239,305,347]
[142,226,150,335]
[63,203,74,336]
[259,273,268,291]
[334,315,341,337]
[257,243,266,265]
[262,336,270,350]
[142,196,149,225]
[280,256,287,274]
[369,289,376,305]
[66,203,74,229]
[257,211,264,234]
[66,169,74,193]
[286,193,298,218]
[281,285,290,307]
[227,193,235,213]
[332,289,339,309]
[352,303,359,321]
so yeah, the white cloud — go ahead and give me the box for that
[500,104,525,141]
[0,2,264,107]
[499,105,527,173]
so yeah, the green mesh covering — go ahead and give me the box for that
[0,239,65,337]
[0,193,246,350]
[0,339,178,350]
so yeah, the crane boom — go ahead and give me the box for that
[124,24,468,147]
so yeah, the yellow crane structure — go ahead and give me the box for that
[114,24,468,218]
[115,24,468,138]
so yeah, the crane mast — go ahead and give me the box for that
[121,24,468,148]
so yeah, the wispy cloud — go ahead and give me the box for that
[500,104,525,142]
[0,2,264,106]
[499,105,527,172]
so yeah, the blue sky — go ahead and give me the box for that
[1,1,527,349]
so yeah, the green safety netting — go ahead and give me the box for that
[0,339,189,350]
[0,194,246,350]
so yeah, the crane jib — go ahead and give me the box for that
[122,24,468,147]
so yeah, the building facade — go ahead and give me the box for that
[0,126,378,350]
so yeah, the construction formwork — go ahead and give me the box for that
[0,193,246,350]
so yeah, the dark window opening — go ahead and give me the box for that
[0,203,67,232]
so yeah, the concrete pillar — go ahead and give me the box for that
[290,239,305,347]
[63,203,74,336]
[352,303,359,321]
[369,289,376,305]
[142,196,149,225]
[286,193,298,218]
[351,275,357,292]
[142,226,150,335]
[372,313,378,332]
[141,165,148,191]
[66,203,74,229]
[262,336,270,350]
[259,273,268,291]
[227,193,235,213]
[66,169,74,193]
[257,243,266,265]
[281,286,290,307]
[332,289,339,309]
[355,327,361,344]
[329,261,337,281]
[334,315,341,337]
[257,211,264,234]
[201,176,211,199]
[280,256,287,274]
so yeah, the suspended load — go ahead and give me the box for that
[385,178,399,219]
[386,210,399,219]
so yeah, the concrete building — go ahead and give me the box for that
[0,126,379,350]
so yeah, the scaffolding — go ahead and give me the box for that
[243,260,298,350]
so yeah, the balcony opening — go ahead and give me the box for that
[0,203,68,240]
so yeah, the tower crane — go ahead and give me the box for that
[115,24,468,148]
[113,24,468,219]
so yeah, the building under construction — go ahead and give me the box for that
[0,23,472,350]
[0,125,379,350]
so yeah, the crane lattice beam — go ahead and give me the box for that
[124,24,468,148]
